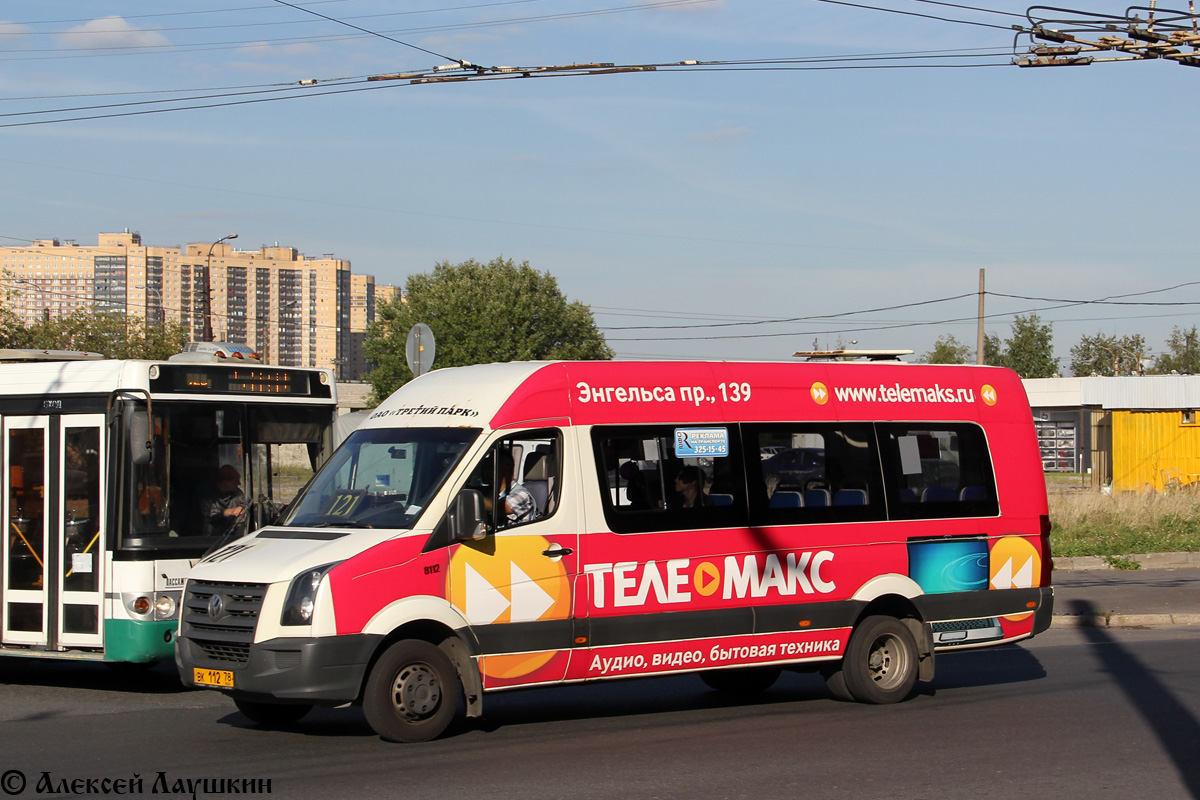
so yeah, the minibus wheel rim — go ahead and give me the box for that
[839,615,919,704]
[393,663,442,719]
[363,639,463,742]
[865,632,908,690]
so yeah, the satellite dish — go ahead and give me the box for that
[406,323,436,377]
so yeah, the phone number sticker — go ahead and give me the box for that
[675,427,729,458]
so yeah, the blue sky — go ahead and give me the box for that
[2,1,1198,367]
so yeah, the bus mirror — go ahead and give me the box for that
[451,489,488,541]
[128,412,154,465]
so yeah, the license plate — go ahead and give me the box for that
[193,668,234,688]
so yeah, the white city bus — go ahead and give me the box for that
[1,348,338,664]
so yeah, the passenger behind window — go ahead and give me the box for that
[674,465,711,508]
[619,460,652,510]
[499,449,537,526]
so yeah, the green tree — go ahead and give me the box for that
[1152,325,1200,374]
[1070,332,1147,376]
[364,257,613,401]
[983,332,1004,367]
[0,303,28,349]
[919,334,972,364]
[987,314,1058,378]
[22,310,190,359]
[0,272,31,348]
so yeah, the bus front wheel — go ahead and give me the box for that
[827,615,918,704]
[363,639,462,743]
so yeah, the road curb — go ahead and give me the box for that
[1052,613,1200,628]
[1053,551,1200,571]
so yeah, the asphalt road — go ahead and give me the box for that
[2,626,1198,800]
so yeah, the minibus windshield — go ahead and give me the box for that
[281,427,481,530]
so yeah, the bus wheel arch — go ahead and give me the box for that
[361,620,483,721]
[824,595,934,702]
[836,614,921,704]
[363,637,464,742]
[850,577,935,682]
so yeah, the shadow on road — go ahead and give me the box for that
[921,642,1047,692]
[213,646,1055,741]
[0,657,186,694]
[214,671,836,740]
[1071,599,1200,799]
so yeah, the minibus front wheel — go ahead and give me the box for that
[363,639,463,743]
[824,615,918,705]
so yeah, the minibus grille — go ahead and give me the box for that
[181,580,267,665]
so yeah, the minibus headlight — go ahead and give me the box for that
[280,562,341,626]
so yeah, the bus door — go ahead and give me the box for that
[58,416,105,649]
[447,429,579,689]
[3,416,49,646]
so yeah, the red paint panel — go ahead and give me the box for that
[328,537,443,635]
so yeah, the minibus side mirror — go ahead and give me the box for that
[451,489,489,541]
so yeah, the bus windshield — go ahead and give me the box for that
[119,402,335,554]
[281,427,480,530]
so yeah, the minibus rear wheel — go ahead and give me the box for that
[363,639,462,743]
[834,615,918,704]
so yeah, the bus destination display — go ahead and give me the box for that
[153,365,320,396]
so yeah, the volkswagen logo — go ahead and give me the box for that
[207,593,225,620]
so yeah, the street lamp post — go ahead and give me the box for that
[201,233,238,342]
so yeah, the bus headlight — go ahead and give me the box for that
[280,562,341,626]
[154,593,179,620]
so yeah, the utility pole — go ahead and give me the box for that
[976,269,985,365]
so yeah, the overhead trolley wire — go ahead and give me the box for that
[267,0,463,65]
[1,0,717,61]
[602,283,1200,341]
[0,46,1016,128]
[815,0,1017,30]
[599,293,976,330]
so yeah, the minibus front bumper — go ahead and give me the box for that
[177,633,383,703]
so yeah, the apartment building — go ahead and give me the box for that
[1,231,396,379]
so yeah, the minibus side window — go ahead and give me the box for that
[592,425,746,534]
[878,423,999,520]
[460,429,562,534]
[744,423,884,527]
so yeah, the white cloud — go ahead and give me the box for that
[55,17,169,50]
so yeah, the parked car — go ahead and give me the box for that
[761,447,825,487]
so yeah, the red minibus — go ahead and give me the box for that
[177,360,1053,741]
